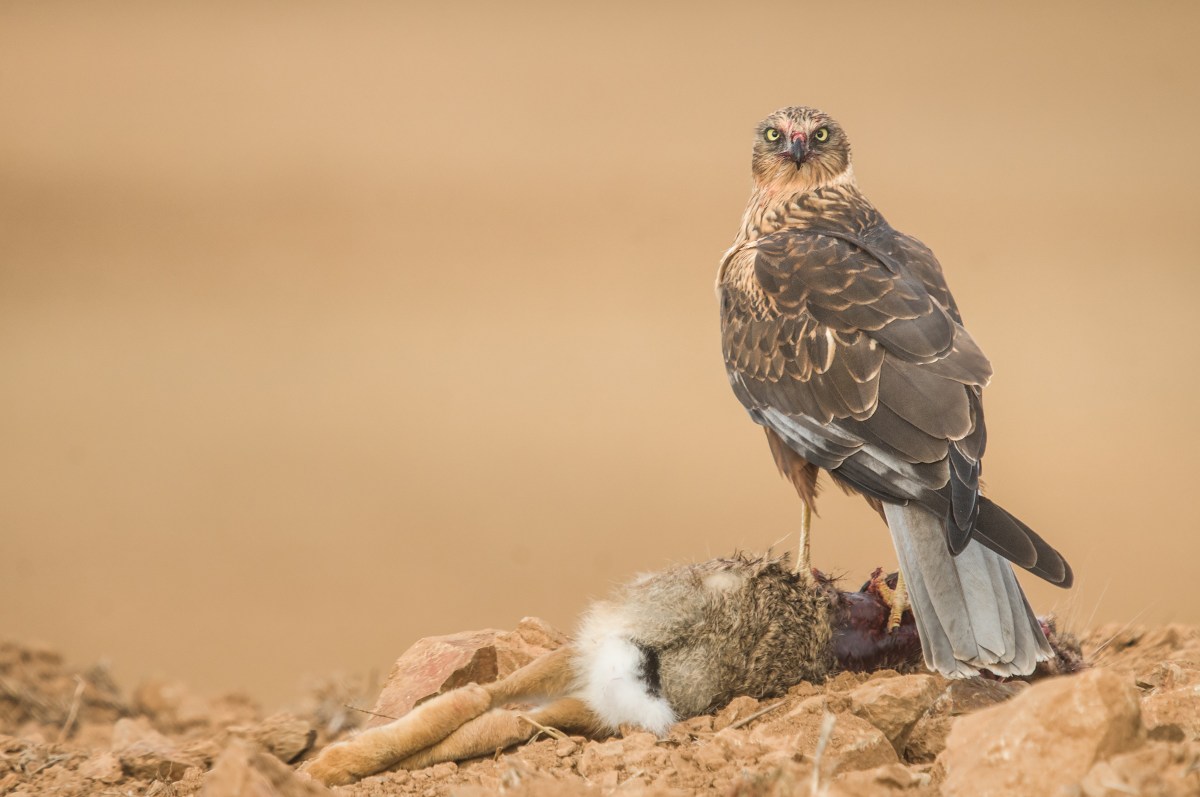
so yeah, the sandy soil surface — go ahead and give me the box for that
[4,619,1199,797]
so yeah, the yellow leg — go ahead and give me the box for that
[796,500,813,582]
[874,571,909,632]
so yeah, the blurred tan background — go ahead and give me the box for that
[2,1,1197,707]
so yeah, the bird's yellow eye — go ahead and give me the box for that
[814,127,830,143]
[765,128,781,142]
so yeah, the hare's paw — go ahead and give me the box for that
[300,740,378,787]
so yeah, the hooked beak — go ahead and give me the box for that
[789,137,808,166]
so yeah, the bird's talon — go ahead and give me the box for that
[869,569,909,632]
[886,598,906,632]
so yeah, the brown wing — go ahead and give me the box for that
[721,225,992,551]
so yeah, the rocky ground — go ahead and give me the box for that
[3,619,1200,797]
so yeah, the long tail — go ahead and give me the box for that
[970,497,1073,587]
[884,502,1050,677]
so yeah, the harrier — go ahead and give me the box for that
[718,106,1072,677]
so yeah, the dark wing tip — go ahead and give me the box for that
[974,497,1072,587]
[1053,557,1075,589]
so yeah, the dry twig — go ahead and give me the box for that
[809,712,836,797]
[729,699,787,730]
[56,676,86,745]
[342,703,397,722]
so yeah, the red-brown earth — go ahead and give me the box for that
[3,619,1199,797]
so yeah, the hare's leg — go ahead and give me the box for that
[302,684,493,785]
[484,645,576,704]
[396,697,600,770]
[303,646,577,786]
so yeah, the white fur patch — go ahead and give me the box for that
[703,570,745,593]
[574,609,675,735]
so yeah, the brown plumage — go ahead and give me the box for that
[764,427,820,508]
[718,106,1073,677]
[766,426,884,518]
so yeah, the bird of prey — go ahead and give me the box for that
[718,106,1073,677]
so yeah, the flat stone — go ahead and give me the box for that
[231,713,316,763]
[112,717,204,782]
[713,695,762,731]
[829,762,932,796]
[367,619,566,728]
[1142,684,1200,740]
[1134,660,1200,692]
[496,617,569,675]
[577,740,625,778]
[904,677,1023,763]
[693,742,728,771]
[755,706,898,775]
[1080,741,1200,797]
[368,629,502,728]
[201,740,331,797]
[847,674,942,753]
[78,752,123,783]
[939,669,1145,797]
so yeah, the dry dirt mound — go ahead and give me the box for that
[2,623,1199,797]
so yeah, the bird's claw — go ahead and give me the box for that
[868,568,910,632]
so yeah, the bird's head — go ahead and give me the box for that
[751,106,853,194]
